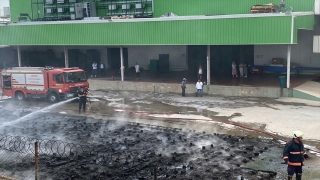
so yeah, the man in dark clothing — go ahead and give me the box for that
[279,0,285,12]
[283,130,308,180]
[181,78,187,97]
[78,86,89,114]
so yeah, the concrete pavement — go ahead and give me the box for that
[164,95,320,142]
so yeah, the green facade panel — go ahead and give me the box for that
[153,0,314,17]
[10,0,315,23]
[10,0,153,23]
[0,16,294,45]
[10,0,43,22]
[293,15,314,43]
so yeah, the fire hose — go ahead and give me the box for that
[112,108,320,155]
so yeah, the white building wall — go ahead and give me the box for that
[127,45,187,71]
[254,30,320,68]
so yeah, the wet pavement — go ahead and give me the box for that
[0,91,319,180]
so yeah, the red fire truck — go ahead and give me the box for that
[0,67,89,103]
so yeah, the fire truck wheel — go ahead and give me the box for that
[48,93,58,103]
[15,91,25,101]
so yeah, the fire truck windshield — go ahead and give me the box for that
[63,72,87,83]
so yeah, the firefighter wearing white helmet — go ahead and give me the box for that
[283,130,309,180]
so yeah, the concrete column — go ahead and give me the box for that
[286,45,291,88]
[206,45,211,85]
[120,46,124,81]
[17,46,21,67]
[64,46,69,68]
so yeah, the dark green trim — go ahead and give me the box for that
[293,89,320,102]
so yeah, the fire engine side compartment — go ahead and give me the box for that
[4,68,50,99]
[0,74,14,97]
[1,73,14,97]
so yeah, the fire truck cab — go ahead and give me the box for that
[0,67,89,103]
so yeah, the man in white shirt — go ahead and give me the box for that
[195,79,203,97]
[92,61,97,77]
[135,62,140,80]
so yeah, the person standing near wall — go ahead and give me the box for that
[232,61,238,77]
[91,61,97,78]
[99,61,106,77]
[195,79,203,97]
[135,62,140,80]
[181,78,187,97]
[198,66,203,80]
[243,62,248,78]
[239,62,244,77]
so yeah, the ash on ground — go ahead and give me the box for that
[0,111,279,180]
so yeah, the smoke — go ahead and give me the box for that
[106,120,127,131]
[218,160,231,170]
[194,139,218,148]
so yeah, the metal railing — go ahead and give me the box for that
[0,134,159,179]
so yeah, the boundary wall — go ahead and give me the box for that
[88,79,282,98]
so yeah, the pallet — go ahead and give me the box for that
[251,10,275,14]
[251,4,279,14]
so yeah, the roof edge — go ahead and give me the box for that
[2,12,314,27]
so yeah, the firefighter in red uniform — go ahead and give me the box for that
[283,130,309,180]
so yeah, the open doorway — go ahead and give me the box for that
[187,45,254,76]
[107,48,128,70]
[211,45,254,76]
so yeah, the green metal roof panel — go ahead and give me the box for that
[1,14,314,46]
[0,16,298,45]
[10,0,315,23]
[153,0,315,17]
[0,15,295,45]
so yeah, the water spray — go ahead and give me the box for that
[0,97,77,127]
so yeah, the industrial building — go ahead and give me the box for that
[0,0,320,89]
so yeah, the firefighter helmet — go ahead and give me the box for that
[293,130,304,138]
